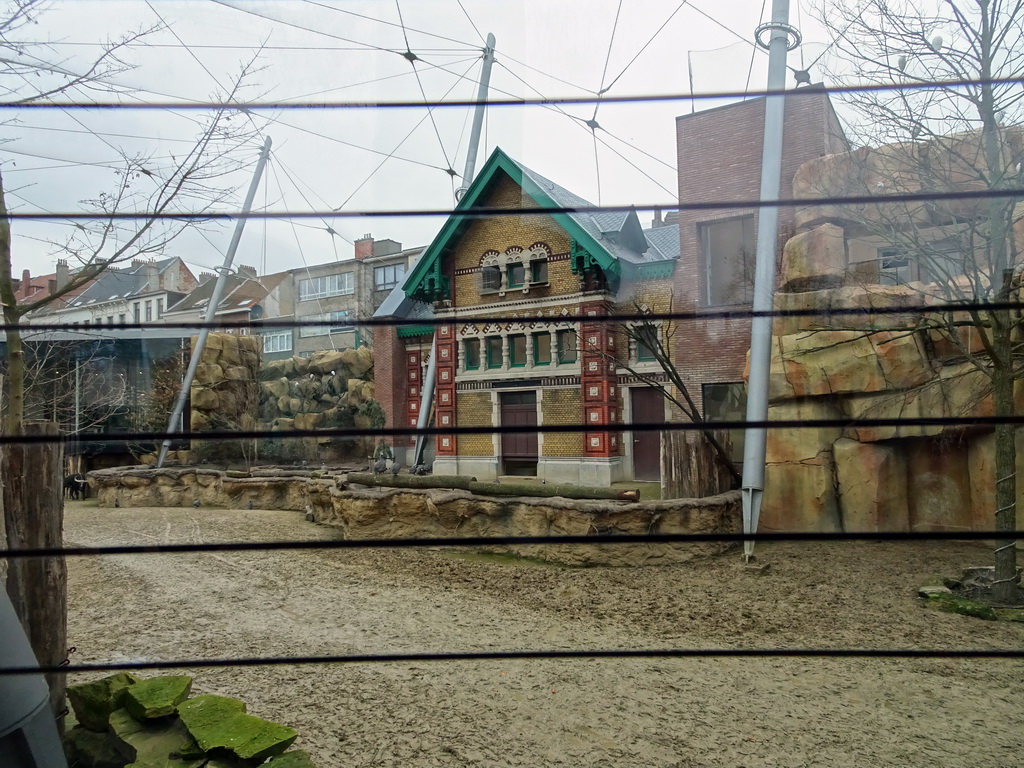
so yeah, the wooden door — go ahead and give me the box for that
[500,391,538,474]
[630,388,663,482]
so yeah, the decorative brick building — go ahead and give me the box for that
[374,147,678,484]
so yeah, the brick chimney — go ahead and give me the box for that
[354,233,373,260]
[56,259,70,289]
[21,268,30,288]
[238,264,257,277]
[146,262,158,291]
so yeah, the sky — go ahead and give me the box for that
[0,0,833,281]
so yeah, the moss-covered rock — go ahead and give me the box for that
[123,676,193,720]
[266,750,318,767]
[177,694,297,763]
[64,725,127,768]
[108,708,205,767]
[68,672,139,731]
[924,593,998,621]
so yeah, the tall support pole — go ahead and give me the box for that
[413,35,495,468]
[157,135,272,467]
[740,2,799,560]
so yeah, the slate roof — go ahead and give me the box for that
[66,257,179,308]
[165,271,288,315]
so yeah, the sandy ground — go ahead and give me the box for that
[64,501,1024,768]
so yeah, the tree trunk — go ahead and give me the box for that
[467,481,640,501]
[2,421,66,720]
[346,472,477,491]
[991,358,1018,603]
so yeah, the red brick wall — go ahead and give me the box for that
[372,326,411,446]
[673,90,847,414]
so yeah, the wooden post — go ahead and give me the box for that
[3,420,66,719]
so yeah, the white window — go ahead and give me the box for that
[374,263,405,290]
[299,310,354,338]
[298,272,354,300]
[262,330,293,354]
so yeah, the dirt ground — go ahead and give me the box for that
[64,501,1024,768]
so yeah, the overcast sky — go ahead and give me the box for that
[0,0,831,280]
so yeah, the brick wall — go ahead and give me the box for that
[457,392,494,456]
[541,388,583,456]
[674,90,847,415]
[372,327,410,445]
[452,175,573,306]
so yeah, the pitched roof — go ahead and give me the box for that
[165,271,288,315]
[403,147,678,304]
[65,257,180,308]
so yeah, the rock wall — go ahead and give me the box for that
[259,347,375,432]
[87,467,740,567]
[188,333,262,432]
[762,132,1024,533]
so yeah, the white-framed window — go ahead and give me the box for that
[374,263,405,290]
[298,272,353,300]
[262,330,293,354]
[299,310,354,338]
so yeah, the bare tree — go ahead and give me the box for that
[815,0,1024,601]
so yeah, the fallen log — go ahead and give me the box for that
[467,481,640,502]
[345,473,477,491]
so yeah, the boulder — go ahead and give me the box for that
[292,356,309,376]
[272,418,295,431]
[123,675,193,720]
[263,377,290,399]
[765,399,844,464]
[844,377,948,442]
[340,346,373,377]
[307,349,346,376]
[870,330,932,390]
[190,388,219,411]
[277,395,293,415]
[177,694,297,764]
[190,411,210,431]
[834,438,909,532]
[194,363,225,387]
[224,366,252,382]
[780,223,847,292]
[293,412,323,431]
[907,438,973,532]
[261,358,290,380]
[67,672,139,731]
[778,330,886,397]
[761,453,842,533]
[108,708,204,766]
[63,726,126,768]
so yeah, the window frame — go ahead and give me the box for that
[464,338,481,370]
[263,330,293,354]
[485,336,503,369]
[556,329,578,364]
[374,263,406,291]
[533,332,551,365]
[298,272,354,301]
[509,334,527,367]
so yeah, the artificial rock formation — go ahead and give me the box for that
[758,175,1024,531]
[87,466,740,567]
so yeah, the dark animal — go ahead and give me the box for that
[192,500,201,508]
[63,474,89,500]
[391,462,401,477]
[411,463,430,475]
[373,457,388,475]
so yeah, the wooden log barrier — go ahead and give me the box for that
[345,473,477,491]
[467,481,640,502]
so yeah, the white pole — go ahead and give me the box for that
[156,135,273,467]
[740,1,799,560]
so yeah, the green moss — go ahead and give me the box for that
[177,694,297,763]
[63,725,126,768]
[67,672,139,731]
[124,676,193,720]
[924,593,998,621]
[108,708,205,767]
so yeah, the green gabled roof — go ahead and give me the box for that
[404,148,627,302]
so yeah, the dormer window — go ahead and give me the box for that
[479,243,551,298]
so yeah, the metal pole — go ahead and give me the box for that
[740,1,798,560]
[413,35,495,468]
[455,33,496,201]
[157,135,272,467]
